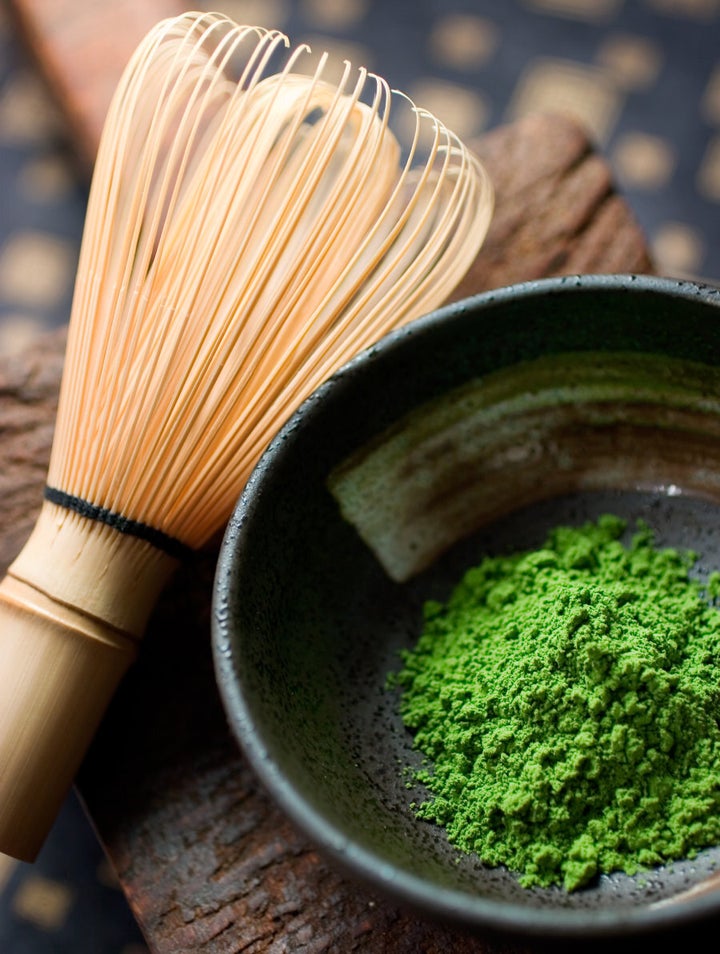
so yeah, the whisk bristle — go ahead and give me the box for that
[48,11,493,550]
[0,10,493,861]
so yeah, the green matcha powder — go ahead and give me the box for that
[389,514,720,891]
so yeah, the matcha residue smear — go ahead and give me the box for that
[389,514,720,891]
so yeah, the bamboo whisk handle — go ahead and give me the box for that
[0,502,177,861]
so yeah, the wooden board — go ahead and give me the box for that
[0,100,659,950]
[8,0,181,170]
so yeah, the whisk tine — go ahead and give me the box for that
[50,8,493,545]
[0,10,493,862]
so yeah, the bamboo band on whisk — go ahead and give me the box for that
[0,500,179,861]
[44,486,194,561]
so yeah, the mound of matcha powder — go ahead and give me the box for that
[389,514,720,891]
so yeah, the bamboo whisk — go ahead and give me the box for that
[0,11,493,861]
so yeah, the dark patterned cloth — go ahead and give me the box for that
[1,0,719,951]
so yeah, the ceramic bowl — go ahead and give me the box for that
[212,274,720,938]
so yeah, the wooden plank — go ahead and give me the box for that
[0,110,654,952]
[8,0,182,169]
[458,111,652,294]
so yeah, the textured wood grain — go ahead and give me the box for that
[0,108,657,952]
[454,112,652,298]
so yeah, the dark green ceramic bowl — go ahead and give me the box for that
[212,274,720,938]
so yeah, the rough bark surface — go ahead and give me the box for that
[453,112,652,300]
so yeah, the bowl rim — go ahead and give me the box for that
[212,272,720,938]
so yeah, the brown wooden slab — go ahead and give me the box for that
[8,0,182,170]
[0,106,662,952]
[459,112,652,293]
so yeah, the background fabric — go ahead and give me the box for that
[1,0,719,950]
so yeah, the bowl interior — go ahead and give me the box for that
[213,276,720,937]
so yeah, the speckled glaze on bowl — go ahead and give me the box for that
[212,274,720,938]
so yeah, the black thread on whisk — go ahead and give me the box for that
[43,486,193,561]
